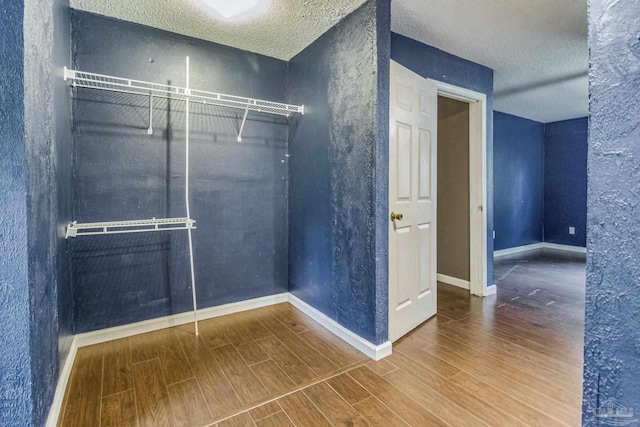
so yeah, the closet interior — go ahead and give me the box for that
[64,56,303,334]
[30,1,387,424]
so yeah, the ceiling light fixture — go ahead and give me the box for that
[199,0,267,19]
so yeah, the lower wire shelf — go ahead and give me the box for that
[65,217,196,238]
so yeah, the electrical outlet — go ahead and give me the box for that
[569,227,576,235]
[493,230,496,239]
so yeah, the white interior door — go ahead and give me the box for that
[389,60,438,343]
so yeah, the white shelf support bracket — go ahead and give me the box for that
[65,221,77,239]
[147,92,154,135]
[237,104,250,142]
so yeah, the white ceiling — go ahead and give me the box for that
[69,0,367,61]
[393,0,588,123]
[70,0,588,123]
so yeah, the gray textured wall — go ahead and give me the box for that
[583,0,640,424]
[288,0,390,345]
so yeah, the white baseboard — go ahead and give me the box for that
[485,284,497,296]
[45,337,78,427]
[75,293,289,348]
[493,243,545,257]
[287,293,392,361]
[543,243,587,254]
[437,273,470,290]
[494,242,586,258]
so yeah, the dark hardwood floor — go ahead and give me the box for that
[60,249,585,426]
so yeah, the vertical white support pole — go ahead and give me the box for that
[184,56,199,336]
[147,93,154,135]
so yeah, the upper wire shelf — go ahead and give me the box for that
[64,67,304,118]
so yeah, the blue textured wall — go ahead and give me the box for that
[0,1,33,425]
[493,111,544,250]
[70,12,290,332]
[1,0,72,423]
[54,0,74,379]
[24,0,72,423]
[288,0,390,345]
[544,117,588,247]
[374,0,391,344]
[583,0,640,423]
[391,32,495,286]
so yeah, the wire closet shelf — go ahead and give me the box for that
[63,60,304,241]
[63,57,304,335]
[65,217,196,238]
[64,67,304,117]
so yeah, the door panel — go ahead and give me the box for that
[389,60,438,343]
[418,130,432,200]
[418,223,433,296]
[396,227,413,306]
[419,90,433,118]
[396,123,413,200]
[396,79,414,112]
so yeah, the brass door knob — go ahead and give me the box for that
[390,212,404,221]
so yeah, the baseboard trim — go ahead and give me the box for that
[74,293,289,348]
[437,273,470,290]
[46,336,78,427]
[287,293,392,361]
[494,242,587,258]
[485,284,497,296]
[493,243,545,257]
[543,243,587,254]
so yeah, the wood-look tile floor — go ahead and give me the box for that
[58,303,368,427]
[60,250,585,426]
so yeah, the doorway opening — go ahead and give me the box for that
[436,97,472,291]
[433,80,489,299]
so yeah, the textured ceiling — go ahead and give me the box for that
[69,0,367,61]
[71,0,588,123]
[393,0,588,123]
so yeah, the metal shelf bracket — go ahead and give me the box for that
[238,104,250,142]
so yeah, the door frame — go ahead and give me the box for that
[432,80,489,297]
